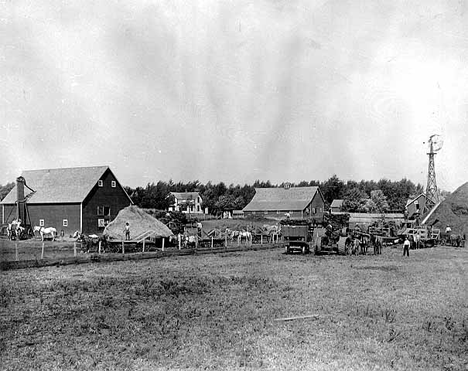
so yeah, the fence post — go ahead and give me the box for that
[195,236,198,250]
[178,234,181,250]
[211,237,214,249]
[41,242,45,259]
[122,240,125,255]
[15,243,18,261]
[261,235,263,245]
[98,240,102,254]
[162,238,165,252]
[142,238,145,253]
[74,242,77,257]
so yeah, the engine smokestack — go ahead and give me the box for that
[16,176,25,222]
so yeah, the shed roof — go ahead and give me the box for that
[331,199,344,208]
[0,166,130,204]
[243,187,322,212]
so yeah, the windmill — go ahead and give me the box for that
[423,134,443,214]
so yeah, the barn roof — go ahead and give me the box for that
[0,166,129,204]
[243,187,322,212]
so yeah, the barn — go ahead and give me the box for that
[1,166,132,236]
[243,186,325,220]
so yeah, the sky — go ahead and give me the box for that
[1,0,468,191]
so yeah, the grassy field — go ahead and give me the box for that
[1,245,467,370]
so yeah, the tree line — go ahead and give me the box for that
[0,176,425,215]
[123,176,425,215]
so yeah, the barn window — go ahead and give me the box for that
[39,219,44,226]
[97,206,104,216]
[111,181,116,188]
[63,219,68,227]
[312,208,316,214]
[98,180,103,187]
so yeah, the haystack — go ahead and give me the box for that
[424,182,468,235]
[104,205,173,240]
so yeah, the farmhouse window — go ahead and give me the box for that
[98,219,105,227]
[98,180,103,187]
[312,207,316,214]
[39,219,44,226]
[111,181,116,188]
[63,219,68,227]
[104,206,110,216]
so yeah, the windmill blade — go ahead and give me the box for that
[429,134,444,152]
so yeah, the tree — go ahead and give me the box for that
[364,190,389,213]
[321,175,345,205]
[342,188,368,212]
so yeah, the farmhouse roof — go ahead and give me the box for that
[170,192,200,200]
[0,166,131,204]
[331,199,344,208]
[243,186,322,212]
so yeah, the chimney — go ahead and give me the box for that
[16,176,25,222]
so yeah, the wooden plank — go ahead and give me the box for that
[274,314,319,322]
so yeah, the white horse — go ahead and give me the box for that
[237,231,252,245]
[34,226,57,241]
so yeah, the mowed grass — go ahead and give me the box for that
[1,246,467,371]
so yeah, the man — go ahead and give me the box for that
[124,222,130,240]
[403,236,410,257]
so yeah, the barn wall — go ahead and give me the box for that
[2,203,80,236]
[307,193,325,219]
[82,168,131,234]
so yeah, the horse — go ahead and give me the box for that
[237,231,252,246]
[371,235,383,255]
[449,234,463,247]
[7,220,24,240]
[34,226,57,241]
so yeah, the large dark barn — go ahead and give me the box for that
[243,186,325,220]
[1,166,132,235]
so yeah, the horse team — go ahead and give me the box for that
[5,219,56,241]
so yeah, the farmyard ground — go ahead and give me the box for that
[1,245,467,370]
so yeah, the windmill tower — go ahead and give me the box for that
[423,134,443,214]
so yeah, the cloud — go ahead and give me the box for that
[1,0,468,191]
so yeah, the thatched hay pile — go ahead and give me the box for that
[104,205,173,240]
[425,182,468,235]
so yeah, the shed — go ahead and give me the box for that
[330,199,344,213]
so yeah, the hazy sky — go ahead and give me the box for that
[2,0,468,191]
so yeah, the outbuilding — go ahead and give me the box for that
[1,166,132,235]
[243,186,325,220]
